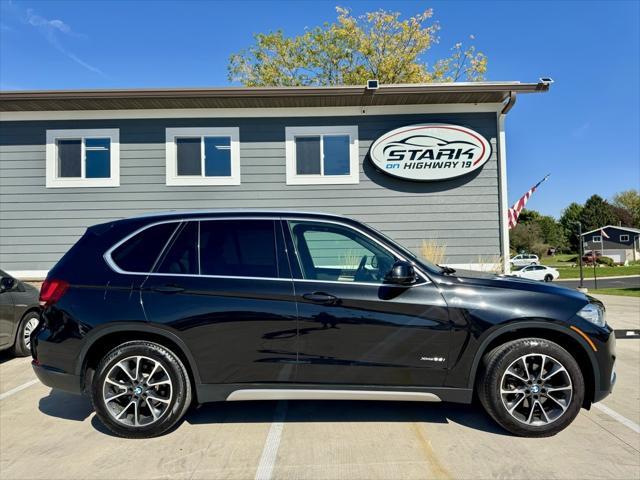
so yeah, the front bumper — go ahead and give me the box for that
[32,361,82,395]
[592,324,617,403]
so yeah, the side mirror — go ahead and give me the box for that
[0,276,16,293]
[385,260,417,285]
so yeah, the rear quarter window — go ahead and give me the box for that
[110,222,178,273]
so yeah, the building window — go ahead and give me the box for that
[46,129,120,188]
[285,126,359,185]
[166,127,240,186]
[620,234,630,242]
[593,235,602,243]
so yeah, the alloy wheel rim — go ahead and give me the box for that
[500,353,573,426]
[23,317,39,349]
[103,356,173,427]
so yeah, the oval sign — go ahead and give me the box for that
[369,124,492,181]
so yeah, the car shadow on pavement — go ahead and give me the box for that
[38,389,94,422]
[37,392,510,437]
[185,400,511,436]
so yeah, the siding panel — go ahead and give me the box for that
[0,112,501,270]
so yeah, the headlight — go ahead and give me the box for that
[576,303,606,327]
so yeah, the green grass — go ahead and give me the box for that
[591,288,640,298]
[552,265,640,279]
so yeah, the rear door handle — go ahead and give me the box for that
[302,292,338,305]
[153,284,185,294]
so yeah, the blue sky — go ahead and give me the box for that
[1,0,638,218]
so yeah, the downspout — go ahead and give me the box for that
[498,92,517,274]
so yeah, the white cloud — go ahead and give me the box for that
[23,7,104,76]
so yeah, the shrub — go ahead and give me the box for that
[597,256,615,267]
[420,240,446,265]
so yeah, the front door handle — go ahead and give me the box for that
[302,292,338,305]
[153,284,185,294]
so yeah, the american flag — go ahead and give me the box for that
[507,175,550,229]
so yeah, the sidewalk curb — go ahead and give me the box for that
[555,274,640,283]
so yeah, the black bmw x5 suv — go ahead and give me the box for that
[32,211,616,438]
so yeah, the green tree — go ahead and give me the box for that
[612,189,640,227]
[559,202,584,253]
[510,222,542,255]
[229,7,487,86]
[580,195,617,232]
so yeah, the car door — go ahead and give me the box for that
[141,218,298,385]
[284,218,452,388]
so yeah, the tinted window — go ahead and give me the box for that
[200,220,278,278]
[156,222,199,275]
[176,138,201,176]
[85,138,111,178]
[57,139,81,178]
[111,222,178,272]
[323,135,350,175]
[295,136,321,174]
[204,136,231,176]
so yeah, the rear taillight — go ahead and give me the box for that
[39,279,69,306]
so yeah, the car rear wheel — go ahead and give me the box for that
[13,312,39,357]
[544,274,553,282]
[478,338,584,437]
[91,341,192,438]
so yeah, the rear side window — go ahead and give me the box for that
[200,220,278,278]
[110,222,178,273]
[156,222,199,275]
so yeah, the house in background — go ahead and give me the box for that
[582,225,640,264]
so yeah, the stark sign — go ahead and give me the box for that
[369,124,492,181]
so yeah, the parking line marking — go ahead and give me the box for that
[594,403,640,434]
[254,401,288,480]
[0,379,38,401]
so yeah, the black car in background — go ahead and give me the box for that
[32,211,616,438]
[0,269,40,356]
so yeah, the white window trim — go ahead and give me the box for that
[285,125,359,185]
[165,127,240,186]
[45,129,120,188]
[620,234,629,242]
[593,235,602,242]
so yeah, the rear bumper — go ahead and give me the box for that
[32,361,82,395]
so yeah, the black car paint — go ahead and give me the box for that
[0,269,40,352]
[31,211,616,406]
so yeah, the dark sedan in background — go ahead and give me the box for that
[0,269,40,356]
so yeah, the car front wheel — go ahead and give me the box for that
[544,274,553,282]
[479,338,584,437]
[91,341,192,438]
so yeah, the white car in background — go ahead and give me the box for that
[510,254,539,267]
[512,265,560,282]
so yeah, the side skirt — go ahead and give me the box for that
[196,383,473,404]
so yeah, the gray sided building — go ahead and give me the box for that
[583,225,640,263]
[0,82,550,279]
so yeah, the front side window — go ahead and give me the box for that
[166,128,240,186]
[46,129,120,188]
[620,234,630,242]
[288,221,396,284]
[593,236,602,243]
[285,126,359,185]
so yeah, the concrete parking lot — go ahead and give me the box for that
[1,295,638,480]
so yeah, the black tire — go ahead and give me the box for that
[478,338,584,437]
[544,275,553,282]
[12,311,40,357]
[91,341,192,438]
